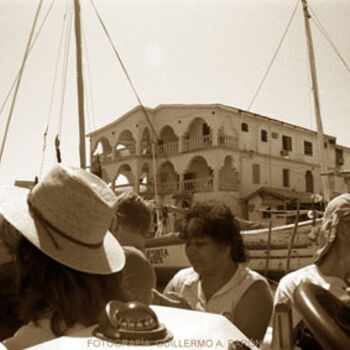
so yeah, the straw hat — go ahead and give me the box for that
[314,193,350,263]
[0,164,125,274]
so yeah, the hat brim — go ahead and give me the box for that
[0,185,125,275]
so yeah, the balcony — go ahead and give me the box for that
[184,176,213,193]
[182,135,212,152]
[219,177,239,191]
[156,141,179,157]
[218,135,238,150]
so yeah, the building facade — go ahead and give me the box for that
[88,104,350,226]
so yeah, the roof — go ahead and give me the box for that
[243,186,314,204]
[87,103,335,140]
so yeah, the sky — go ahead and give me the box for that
[0,0,350,185]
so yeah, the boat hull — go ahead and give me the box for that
[145,219,321,283]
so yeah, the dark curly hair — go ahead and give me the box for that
[180,201,248,263]
[15,237,124,336]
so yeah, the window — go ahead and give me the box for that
[252,164,260,184]
[282,135,292,151]
[336,148,344,166]
[241,123,249,132]
[283,168,290,187]
[261,130,268,142]
[304,141,313,155]
[262,207,271,219]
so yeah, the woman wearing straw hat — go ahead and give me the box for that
[0,164,138,349]
[272,193,350,346]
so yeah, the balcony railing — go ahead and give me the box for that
[156,141,179,157]
[219,177,239,191]
[182,135,212,152]
[114,145,136,159]
[158,181,179,194]
[184,176,213,193]
[218,135,238,150]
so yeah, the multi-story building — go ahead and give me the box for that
[88,104,350,227]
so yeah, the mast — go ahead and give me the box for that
[74,0,86,168]
[301,0,331,202]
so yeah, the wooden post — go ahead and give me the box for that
[264,219,272,277]
[301,0,331,203]
[286,200,300,273]
[74,0,86,169]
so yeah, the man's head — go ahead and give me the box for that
[113,192,152,251]
[314,193,350,263]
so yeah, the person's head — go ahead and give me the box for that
[314,193,350,266]
[180,201,247,276]
[113,191,152,250]
[0,164,126,334]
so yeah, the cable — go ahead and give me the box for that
[308,5,350,75]
[0,0,55,118]
[81,21,97,133]
[39,1,70,178]
[247,0,300,111]
[57,5,73,138]
[88,0,159,142]
[0,0,44,165]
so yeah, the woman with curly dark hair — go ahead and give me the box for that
[153,200,273,341]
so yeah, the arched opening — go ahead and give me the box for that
[184,156,213,192]
[219,156,239,191]
[114,130,136,159]
[91,137,112,163]
[157,125,179,156]
[183,117,212,152]
[158,161,179,194]
[113,164,134,193]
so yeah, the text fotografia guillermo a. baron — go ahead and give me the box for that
[87,338,261,348]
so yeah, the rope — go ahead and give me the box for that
[247,0,300,111]
[0,0,44,165]
[0,0,56,118]
[54,4,73,164]
[308,5,350,75]
[39,4,70,178]
[57,5,73,138]
[81,21,97,133]
[88,0,159,142]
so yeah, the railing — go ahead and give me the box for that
[158,181,179,194]
[114,145,136,159]
[156,141,179,157]
[183,176,213,193]
[218,135,238,150]
[182,135,212,152]
[219,177,239,191]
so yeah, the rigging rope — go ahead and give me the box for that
[0,0,56,119]
[55,4,73,163]
[247,0,300,111]
[39,2,70,177]
[81,21,97,133]
[308,5,350,76]
[0,0,44,165]
[88,0,159,142]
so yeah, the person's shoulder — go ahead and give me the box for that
[171,267,198,285]
[279,264,317,287]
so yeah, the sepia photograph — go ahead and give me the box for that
[1,0,350,349]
